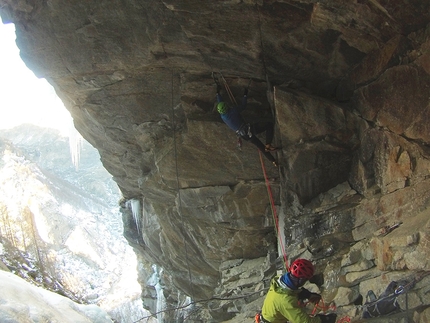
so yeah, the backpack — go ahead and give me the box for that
[362,280,407,318]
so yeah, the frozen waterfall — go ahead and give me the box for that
[148,264,166,323]
[68,121,83,170]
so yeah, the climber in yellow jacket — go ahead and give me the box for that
[258,259,337,323]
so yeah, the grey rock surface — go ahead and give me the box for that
[1,0,430,321]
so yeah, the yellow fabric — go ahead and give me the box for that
[261,276,322,323]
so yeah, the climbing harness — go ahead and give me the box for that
[254,312,270,323]
[235,122,252,151]
[236,123,252,139]
[259,150,288,270]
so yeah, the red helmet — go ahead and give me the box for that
[289,259,314,279]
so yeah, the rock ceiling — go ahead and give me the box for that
[1,0,430,321]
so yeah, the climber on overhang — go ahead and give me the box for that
[215,83,279,167]
[256,259,337,323]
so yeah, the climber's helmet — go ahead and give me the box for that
[289,258,315,286]
[217,102,228,114]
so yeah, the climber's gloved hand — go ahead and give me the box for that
[316,313,337,323]
[298,288,321,303]
[217,84,222,93]
[308,293,322,304]
[244,87,248,96]
[298,288,311,301]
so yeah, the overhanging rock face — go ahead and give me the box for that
[1,0,430,321]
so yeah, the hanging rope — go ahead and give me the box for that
[259,150,288,270]
[133,287,270,322]
[170,69,195,298]
[213,71,237,106]
[255,1,276,119]
[255,2,268,80]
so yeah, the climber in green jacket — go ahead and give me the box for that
[258,259,337,323]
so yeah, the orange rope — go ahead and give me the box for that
[259,150,288,270]
[310,298,336,316]
[220,73,237,106]
[259,149,348,322]
[303,298,350,323]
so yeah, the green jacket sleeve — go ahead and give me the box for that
[278,295,322,323]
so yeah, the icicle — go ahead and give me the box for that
[175,294,192,322]
[68,120,83,171]
[148,264,166,323]
[278,211,286,263]
[126,199,141,233]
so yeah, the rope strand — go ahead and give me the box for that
[310,298,336,316]
[132,288,269,322]
[259,150,288,270]
[171,69,195,306]
[219,72,237,105]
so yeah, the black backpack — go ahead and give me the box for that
[362,280,407,318]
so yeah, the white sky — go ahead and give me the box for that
[0,18,72,136]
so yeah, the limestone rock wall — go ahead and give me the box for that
[1,0,430,321]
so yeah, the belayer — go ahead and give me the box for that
[256,259,337,323]
[216,86,279,167]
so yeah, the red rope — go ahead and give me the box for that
[301,298,351,323]
[259,154,350,323]
[310,299,350,323]
[259,150,289,270]
[310,298,336,316]
[220,73,237,106]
